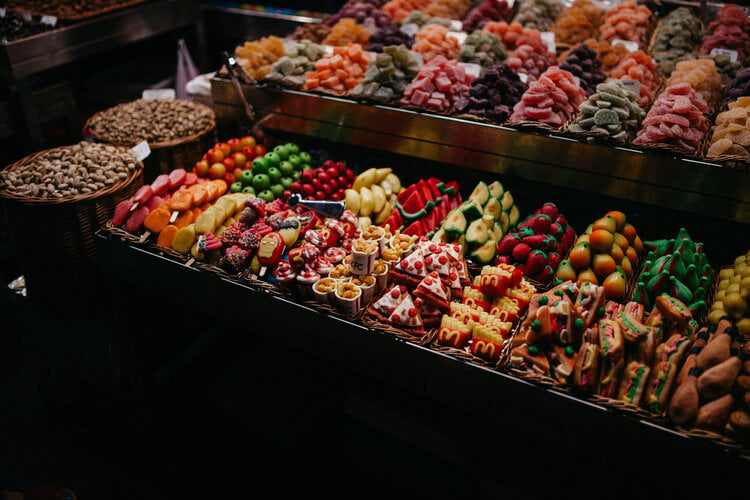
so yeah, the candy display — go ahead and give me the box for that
[482,21,555,82]
[233,35,286,80]
[262,39,325,89]
[324,1,392,29]
[559,43,606,95]
[632,83,709,155]
[461,0,514,32]
[555,210,643,300]
[321,17,373,48]
[423,0,474,20]
[607,49,660,108]
[399,55,474,112]
[432,179,517,263]
[597,0,653,49]
[511,0,560,32]
[569,38,630,75]
[453,62,528,122]
[344,167,401,225]
[631,228,712,318]
[567,80,646,143]
[708,250,750,333]
[551,0,603,48]
[706,97,750,161]
[381,0,433,24]
[303,43,372,94]
[410,24,461,64]
[457,30,508,67]
[349,44,422,103]
[402,10,456,30]
[366,24,415,52]
[665,58,724,113]
[288,22,332,44]
[509,65,586,128]
[649,7,704,78]
[701,3,750,63]
[495,202,576,285]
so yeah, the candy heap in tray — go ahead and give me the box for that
[231,0,750,165]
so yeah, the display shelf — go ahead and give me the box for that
[94,228,749,492]
[210,78,750,225]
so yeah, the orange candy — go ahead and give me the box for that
[424,0,474,20]
[234,35,286,80]
[665,58,724,112]
[597,0,653,48]
[552,0,603,46]
[483,20,540,50]
[411,24,460,64]
[321,17,372,48]
[608,50,660,107]
[304,43,371,94]
[381,0,432,24]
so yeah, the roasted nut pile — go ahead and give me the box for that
[0,142,138,199]
[87,98,214,145]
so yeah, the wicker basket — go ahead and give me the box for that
[0,146,143,317]
[84,100,217,184]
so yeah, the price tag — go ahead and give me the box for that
[518,72,528,83]
[572,75,581,87]
[446,30,467,45]
[459,62,482,79]
[710,48,738,62]
[142,88,176,100]
[400,23,419,36]
[612,38,639,52]
[21,12,32,22]
[131,141,151,162]
[450,20,463,31]
[0,8,7,17]
[40,15,57,26]
[620,79,641,96]
[321,44,335,55]
[506,0,515,7]
[540,31,556,53]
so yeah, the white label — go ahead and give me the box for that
[446,30,467,45]
[39,15,57,26]
[450,20,463,31]
[572,75,581,87]
[132,141,151,162]
[0,8,7,17]
[541,31,556,53]
[506,0,515,6]
[400,23,419,36]
[142,88,176,100]
[518,72,528,83]
[322,44,335,55]
[21,12,32,22]
[459,62,482,79]
[612,38,639,52]
[710,48,738,62]
[620,78,641,95]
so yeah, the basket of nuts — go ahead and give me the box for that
[0,141,143,316]
[84,98,216,184]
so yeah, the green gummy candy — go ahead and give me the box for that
[594,108,620,126]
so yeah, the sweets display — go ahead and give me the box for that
[567,80,646,143]
[509,65,586,127]
[708,250,750,334]
[324,1,392,29]
[461,0,514,32]
[631,228,712,318]
[381,0,433,24]
[399,55,474,112]
[607,49,660,108]
[86,99,214,146]
[649,7,703,78]
[454,62,528,122]
[367,24,415,53]
[665,58,724,113]
[554,210,643,300]
[483,22,556,82]
[233,35,286,80]
[349,44,422,103]
[423,0,474,20]
[288,22,332,44]
[559,43,606,96]
[402,10,456,30]
[457,30,507,68]
[571,38,630,75]
[511,0,560,32]
[0,141,138,199]
[597,0,653,49]
[410,23,461,63]
[303,43,372,94]
[321,18,373,48]
[262,39,325,89]
[632,83,709,154]
[551,0,603,48]
[432,179,518,264]
[706,97,750,160]
[701,3,750,63]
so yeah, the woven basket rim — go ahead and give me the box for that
[84,100,216,150]
[0,145,143,205]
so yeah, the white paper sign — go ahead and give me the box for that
[710,48,738,62]
[321,44,335,55]
[400,23,420,36]
[21,12,32,22]
[0,8,7,17]
[572,75,581,87]
[459,62,482,79]
[450,20,463,31]
[518,72,529,83]
[142,88,176,100]
[506,0,515,6]
[132,141,151,162]
[446,30,467,45]
[612,38,639,52]
[541,31,556,53]
[620,79,641,95]
[40,15,57,26]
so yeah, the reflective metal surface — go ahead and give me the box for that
[211,77,750,225]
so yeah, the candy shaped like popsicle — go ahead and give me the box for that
[112,198,134,227]
[125,204,150,233]
[151,174,170,196]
